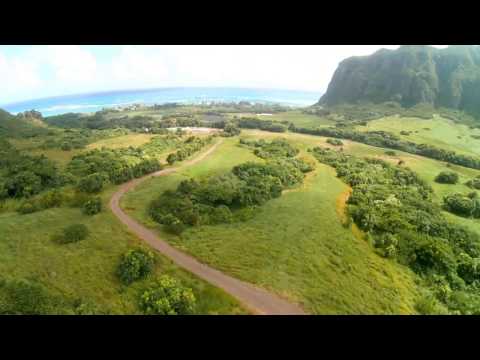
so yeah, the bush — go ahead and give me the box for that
[0,278,57,315]
[326,138,343,146]
[139,275,196,315]
[443,193,479,218]
[53,224,89,244]
[117,248,155,285]
[435,171,459,184]
[83,197,102,215]
[78,173,105,193]
[161,214,186,235]
[385,150,397,156]
[166,153,177,165]
[466,176,480,190]
[17,201,40,214]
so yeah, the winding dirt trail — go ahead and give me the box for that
[109,140,306,315]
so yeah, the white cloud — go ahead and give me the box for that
[0,45,453,104]
[46,45,97,84]
[110,45,170,86]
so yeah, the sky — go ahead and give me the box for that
[0,45,449,105]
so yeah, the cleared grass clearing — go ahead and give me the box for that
[122,135,419,314]
[358,115,480,157]
[87,133,155,150]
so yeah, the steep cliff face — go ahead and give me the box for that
[319,45,480,116]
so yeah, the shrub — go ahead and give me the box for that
[0,279,56,315]
[161,214,186,235]
[435,171,459,184]
[38,190,64,209]
[466,176,480,190]
[166,153,177,165]
[414,291,449,315]
[139,275,196,315]
[116,248,155,285]
[17,201,40,214]
[443,193,479,218]
[326,138,343,146]
[83,197,102,215]
[385,150,397,156]
[78,173,105,193]
[53,224,89,244]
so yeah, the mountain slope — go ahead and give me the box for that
[319,45,480,117]
[0,108,49,138]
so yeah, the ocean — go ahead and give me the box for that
[2,87,321,117]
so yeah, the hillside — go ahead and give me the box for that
[0,108,49,138]
[318,45,480,117]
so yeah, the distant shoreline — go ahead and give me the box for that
[3,87,321,117]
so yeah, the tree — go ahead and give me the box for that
[166,153,177,165]
[116,248,155,285]
[78,173,105,193]
[435,171,459,184]
[139,275,196,315]
[83,197,102,215]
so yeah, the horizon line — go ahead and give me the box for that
[1,86,323,108]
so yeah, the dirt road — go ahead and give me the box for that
[109,140,306,315]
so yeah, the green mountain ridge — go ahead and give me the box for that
[319,45,480,117]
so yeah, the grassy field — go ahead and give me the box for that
[357,115,480,157]
[121,134,420,314]
[87,133,155,150]
[0,185,247,314]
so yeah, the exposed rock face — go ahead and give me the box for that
[319,45,480,116]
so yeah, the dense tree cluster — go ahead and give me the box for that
[326,138,344,146]
[150,139,313,233]
[293,126,480,171]
[435,171,459,184]
[0,140,64,200]
[311,147,480,314]
[239,138,299,159]
[222,122,241,137]
[67,147,162,190]
[164,136,213,165]
[443,192,480,218]
[236,117,287,132]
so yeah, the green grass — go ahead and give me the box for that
[357,115,480,157]
[122,135,420,314]
[87,133,155,150]
[0,184,247,315]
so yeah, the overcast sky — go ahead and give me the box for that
[0,45,449,105]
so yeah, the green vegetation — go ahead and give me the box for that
[293,125,480,171]
[327,138,344,146]
[82,197,102,215]
[311,147,480,314]
[163,136,213,165]
[123,136,420,314]
[443,192,480,218]
[466,176,480,190]
[149,138,312,234]
[52,224,90,244]
[139,275,196,315]
[319,45,480,119]
[116,248,155,285]
[435,171,459,184]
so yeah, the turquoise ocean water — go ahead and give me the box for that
[2,87,321,117]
